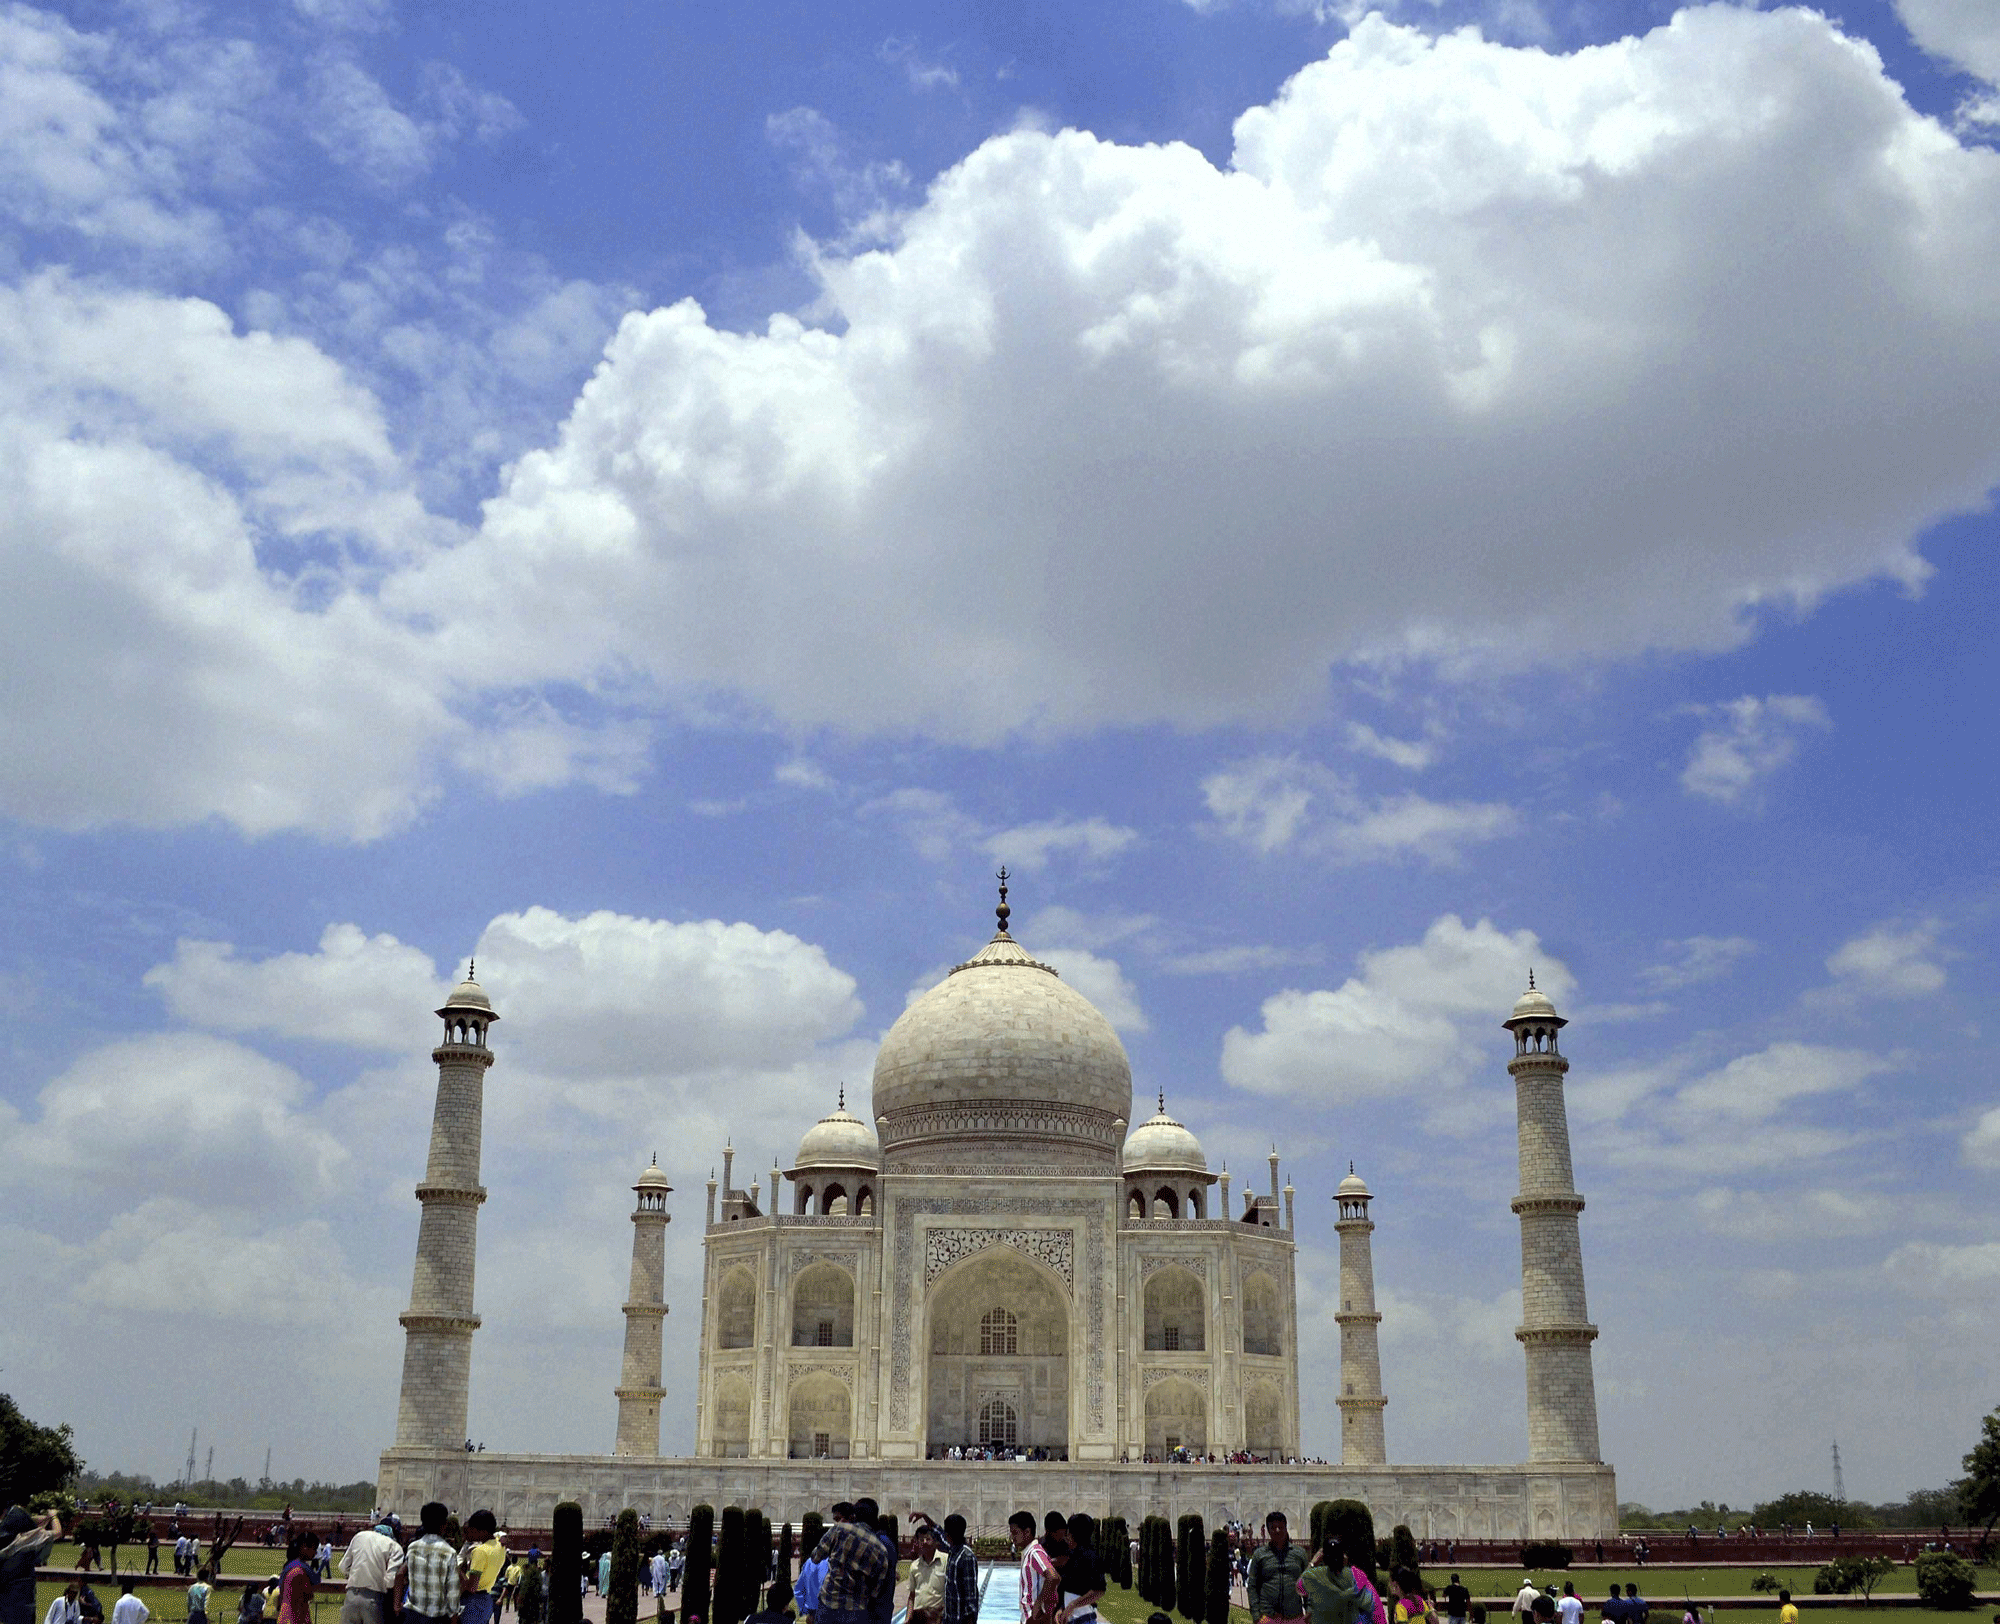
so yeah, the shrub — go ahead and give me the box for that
[1750,1575,1779,1594]
[682,1506,714,1624]
[1155,1518,1178,1615]
[1519,1542,1572,1571]
[550,1502,584,1624]
[1310,1504,1340,1558]
[1206,1530,1231,1624]
[1101,1517,1131,1588]
[1179,1515,1207,1623]
[1390,1526,1420,1578]
[770,1523,794,1615]
[1915,1552,1976,1609]
[800,1515,825,1565]
[606,1510,642,1624]
[714,1508,748,1624]
[1324,1502,1378,1585]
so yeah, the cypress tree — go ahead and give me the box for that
[1156,1519,1177,1616]
[550,1502,584,1624]
[771,1522,795,1614]
[1178,1516,1206,1623]
[801,1514,825,1566]
[715,1507,748,1624]
[1324,1502,1376,1587]
[1205,1531,1230,1624]
[1389,1526,1419,1583]
[607,1510,643,1624]
[1309,1505,1338,1561]
[1140,1518,1162,1605]
[682,1506,715,1624]
[1101,1518,1129,1589]
[744,1510,770,1617]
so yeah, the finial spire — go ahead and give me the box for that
[1528,967,1536,990]
[1350,1160,1355,1174]
[468,957,476,981]
[994,865,1011,934]
[1158,1088,1166,1114]
[837,1082,846,1110]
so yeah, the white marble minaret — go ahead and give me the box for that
[614,1159,672,1455]
[1334,1164,1388,1465]
[394,967,495,1451]
[1506,974,1602,1462]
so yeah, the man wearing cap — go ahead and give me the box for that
[341,1519,405,1624]
[1,1509,64,1624]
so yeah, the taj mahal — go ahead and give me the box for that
[376,880,1618,1538]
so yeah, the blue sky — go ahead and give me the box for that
[3,0,1999,1512]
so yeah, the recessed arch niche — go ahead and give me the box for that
[924,1246,1069,1455]
[791,1263,856,1347]
[1143,1376,1207,1454]
[1143,1266,1206,1352]
[716,1266,757,1349]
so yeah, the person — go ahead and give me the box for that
[648,1550,667,1601]
[1556,1585,1582,1624]
[111,1582,147,1624]
[1775,1593,1796,1624]
[906,1525,947,1624]
[1,1506,62,1624]
[1388,1571,1431,1624]
[793,1532,829,1624]
[342,1516,407,1624]
[75,1586,102,1624]
[235,1586,263,1624]
[1008,1513,1056,1624]
[1058,1515,1105,1624]
[1442,1576,1470,1624]
[277,1532,317,1624]
[937,1516,978,1624]
[405,1504,462,1624]
[1681,1605,1700,1624]
[1300,1536,1364,1624]
[190,1568,215,1624]
[1625,1584,1647,1624]
[1514,1582,1541,1623]
[596,1550,611,1600]
[808,1500,893,1624]
[146,1530,161,1577]
[1601,1587,1627,1624]
[462,1512,506,1624]
[869,1510,900,1624]
[44,1586,82,1624]
[1248,1514,1307,1624]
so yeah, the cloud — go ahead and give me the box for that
[1220,913,1564,1104]
[861,787,985,861]
[878,36,959,92]
[1962,1105,2000,1170]
[144,923,447,1049]
[1024,906,1158,951]
[983,816,1137,871]
[1638,934,1756,991]
[1895,0,2000,126]
[1346,722,1436,770]
[1160,943,1324,976]
[1203,754,1517,863]
[1824,919,1946,998]
[396,8,2000,745]
[1689,1186,1889,1242]
[305,54,520,190]
[1670,1042,1890,1124]
[1680,694,1831,806]
[0,271,459,841]
[1039,948,1148,1033]
[0,1032,349,1206]
[765,107,910,233]
[1885,1239,2000,1293]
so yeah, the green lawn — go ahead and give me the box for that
[1448,1566,2000,1602]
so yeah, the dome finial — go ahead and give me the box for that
[994,865,1011,935]
[837,1082,846,1110]
[1528,966,1535,990]
[1157,1088,1165,1115]
[468,957,475,980]
[1349,1160,1355,1174]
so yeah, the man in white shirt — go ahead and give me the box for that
[340,1518,408,1624]
[110,1583,147,1624]
[1556,1586,1583,1624]
[1513,1581,1541,1620]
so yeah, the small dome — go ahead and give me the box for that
[1123,1097,1207,1175]
[636,1162,671,1189]
[1507,979,1560,1023]
[793,1096,880,1171]
[438,968,496,1018]
[1338,1168,1370,1198]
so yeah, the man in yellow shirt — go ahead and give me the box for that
[460,1513,507,1624]
[1776,1590,1797,1624]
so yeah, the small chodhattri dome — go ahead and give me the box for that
[793,1088,881,1171]
[1338,1163,1370,1198]
[1123,1093,1208,1175]
[637,1159,671,1189]
[1507,969,1560,1024]
[439,961,495,1016]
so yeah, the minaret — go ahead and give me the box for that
[614,1158,671,1455]
[393,964,495,1451]
[1506,973,1602,1462]
[1334,1164,1388,1465]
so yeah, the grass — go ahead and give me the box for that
[1451,1567,2000,1601]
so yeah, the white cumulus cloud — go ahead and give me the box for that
[1895,0,2000,126]
[1962,1105,2000,1170]
[1680,695,1831,806]
[1220,913,1565,1103]
[1638,934,1756,991]
[1202,754,1517,863]
[1824,919,1947,998]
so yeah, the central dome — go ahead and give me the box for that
[871,923,1133,1173]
